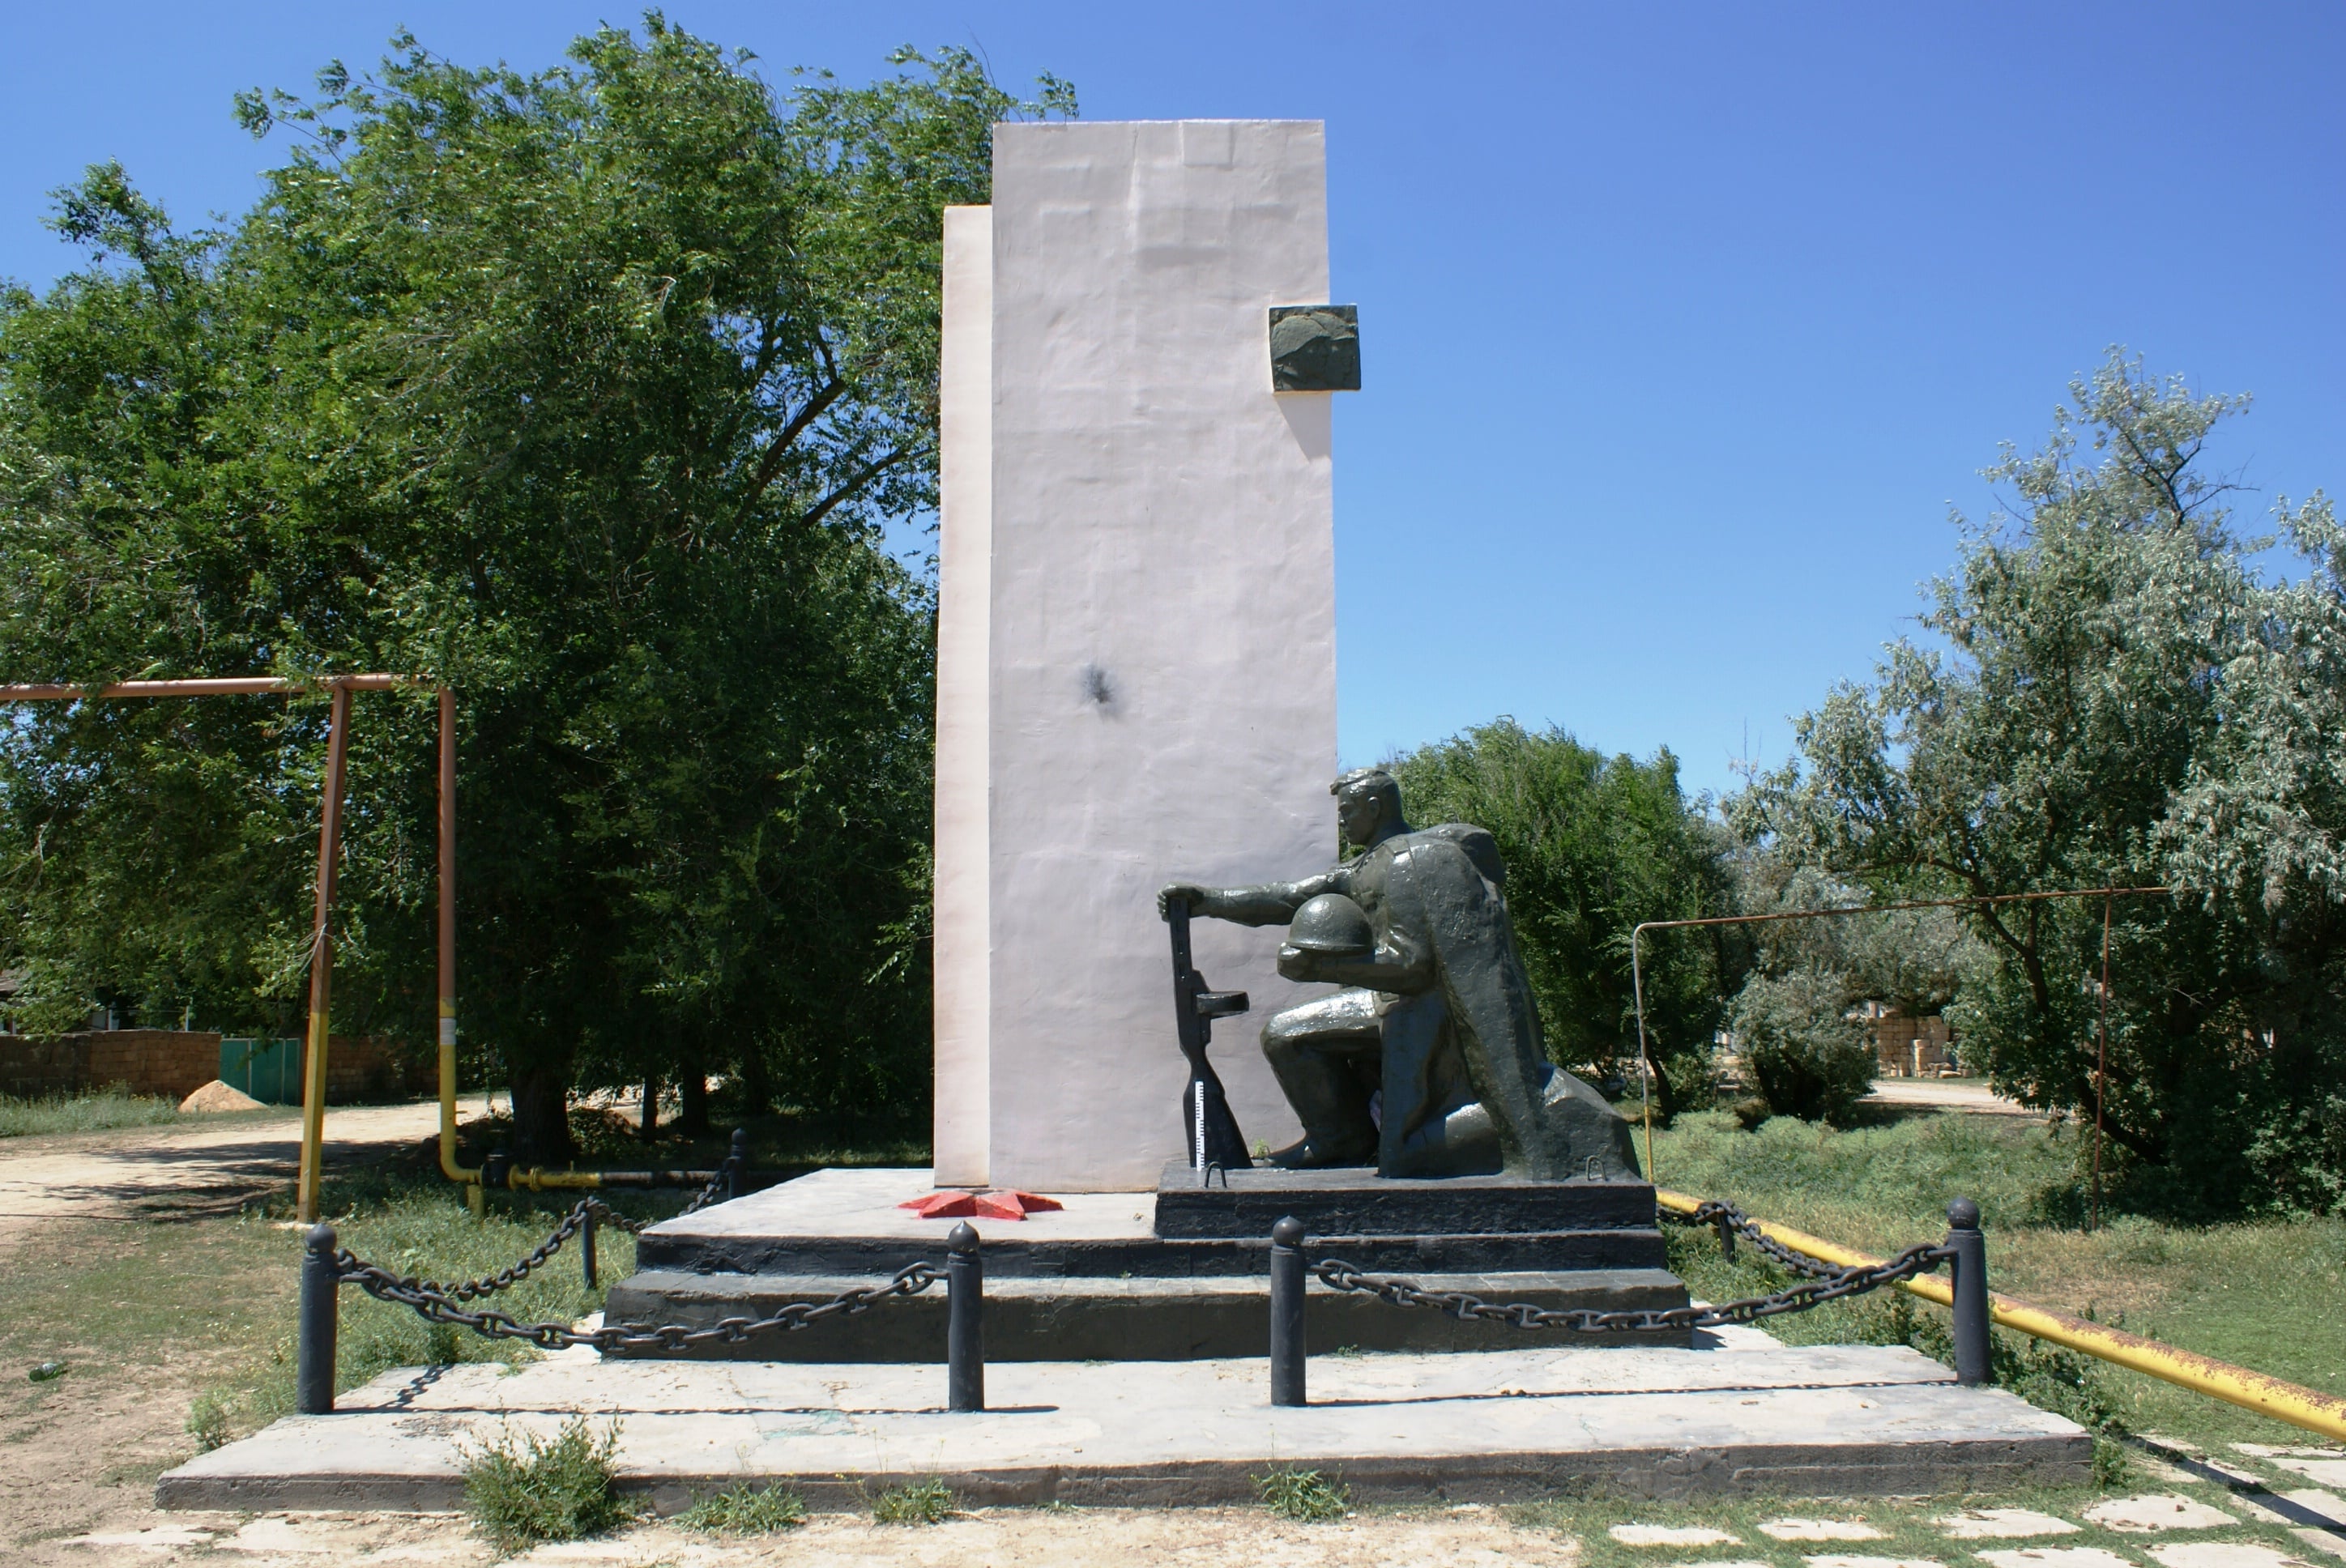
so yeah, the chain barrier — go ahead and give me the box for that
[335,1249,944,1353]
[1311,1199,1956,1333]
[369,1133,741,1310]
[677,1148,736,1216]
[1668,1197,1849,1279]
[325,1133,934,1353]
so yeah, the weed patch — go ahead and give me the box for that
[0,1089,191,1137]
[1255,1467,1348,1522]
[678,1481,807,1534]
[460,1417,635,1553]
[872,1476,956,1525]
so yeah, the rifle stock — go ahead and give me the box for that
[1166,894,1254,1170]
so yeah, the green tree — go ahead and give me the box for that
[1737,352,2346,1212]
[0,20,1074,1160]
[1388,719,1739,1114]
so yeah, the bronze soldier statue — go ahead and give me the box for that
[1159,768,1641,1182]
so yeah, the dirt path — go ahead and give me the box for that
[0,1096,495,1252]
[1862,1077,2037,1115]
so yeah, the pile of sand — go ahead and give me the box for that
[178,1079,267,1114]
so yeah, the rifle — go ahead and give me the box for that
[1165,893,1254,1170]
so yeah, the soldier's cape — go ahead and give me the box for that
[1380,824,1642,1182]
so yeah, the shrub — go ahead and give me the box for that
[1730,966,1874,1125]
[1253,1467,1348,1522]
[872,1477,955,1525]
[460,1417,635,1553]
[678,1482,807,1534]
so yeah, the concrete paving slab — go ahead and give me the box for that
[1976,1549,2137,1568]
[2237,1447,2346,1460]
[1804,1557,1947,1568]
[61,1526,219,1549]
[2145,1545,2313,1568]
[157,1342,2087,1512]
[1761,1519,1890,1541]
[1667,1561,1772,1568]
[1614,1524,1742,1545]
[2281,1494,2346,1529]
[2291,1529,2346,1563]
[1939,1510,2085,1540]
[2275,1464,2346,1489]
[2085,1496,2242,1532]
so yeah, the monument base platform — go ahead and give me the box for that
[608,1165,1691,1358]
[608,1266,1687,1360]
[157,1340,2092,1511]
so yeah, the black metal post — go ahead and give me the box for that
[1947,1196,1990,1387]
[297,1222,339,1415]
[726,1127,749,1202]
[481,1144,510,1201]
[1269,1215,1307,1407]
[947,1221,984,1412]
[580,1204,599,1290]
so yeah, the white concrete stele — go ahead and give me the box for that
[935,121,1342,1191]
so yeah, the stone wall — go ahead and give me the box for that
[0,1029,427,1102]
[1871,1013,1956,1077]
[0,1030,223,1100]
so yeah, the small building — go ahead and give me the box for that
[1858,1003,1958,1077]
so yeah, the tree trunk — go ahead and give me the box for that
[740,1042,772,1118]
[677,1050,710,1136]
[509,1063,574,1167]
[638,1073,660,1143]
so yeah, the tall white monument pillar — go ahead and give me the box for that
[935,121,1343,1192]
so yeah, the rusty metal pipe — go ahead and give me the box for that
[295,683,354,1222]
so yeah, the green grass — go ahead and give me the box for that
[460,1416,637,1553]
[0,1088,192,1137]
[676,1481,808,1534]
[1649,1108,2346,1454]
[872,1477,957,1525]
[0,1161,655,1455]
[1254,1467,1350,1522]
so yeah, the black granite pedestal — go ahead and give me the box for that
[604,1163,1688,1361]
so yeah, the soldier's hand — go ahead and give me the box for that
[1157,882,1212,921]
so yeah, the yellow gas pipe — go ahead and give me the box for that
[1657,1189,2346,1443]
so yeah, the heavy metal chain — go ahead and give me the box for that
[678,1148,739,1216]
[417,1138,741,1304]
[1312,1237,1954,1334]
[1667,1198,1849,1280]
[336,1247,945,1352]
[383,1197,631,1306]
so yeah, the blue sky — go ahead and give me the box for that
[3,3,2339,799]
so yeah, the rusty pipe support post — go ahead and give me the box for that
[1269,1215,1307,1407]
[297,1223,339,1415]
[947,1222,985,1412]
[1947,1196,1990,1387]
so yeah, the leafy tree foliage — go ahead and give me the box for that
[1736,352,2346,1212]
[1387,719,1738,1113]
[0,20,1073,1159]
[1715,860,1983,1125]
[1727,965,1874,1126]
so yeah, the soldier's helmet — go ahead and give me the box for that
[1286,893,1374,957]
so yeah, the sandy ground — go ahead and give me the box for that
[1862,1077,2037,1115]
[0,1096,496,1254]
[41,1505,1581,1566]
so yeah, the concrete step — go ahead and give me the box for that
[604,1266,1692,1360]
[1153,1160,1659,1238]
[155,1341,2092,1512]
[633,1165,1671,1277]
